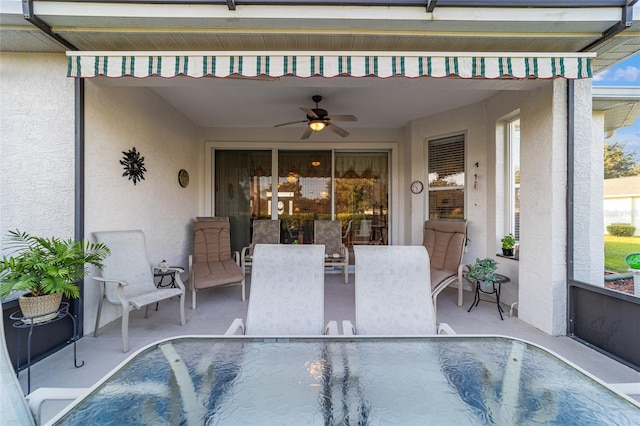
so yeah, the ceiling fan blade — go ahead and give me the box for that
[274,119,308,128]
[300,107,318,118]
[327,115,357,122]
[301,127,313,140]
[327,123,350,138]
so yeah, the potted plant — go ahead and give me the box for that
[466,257,498,287]
[0,230,110,323]
[501,233,516,256]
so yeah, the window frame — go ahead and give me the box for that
[427,134,466,220]
[506,117,521,241]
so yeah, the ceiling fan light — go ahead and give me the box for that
[309,120,326,132]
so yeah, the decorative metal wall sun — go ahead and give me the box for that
[120,147,147,185]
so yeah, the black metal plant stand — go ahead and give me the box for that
[467,274,511,320]
[10,302,84,394]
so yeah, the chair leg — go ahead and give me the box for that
[179,293,186,326]
[122,309,130,353]
[94,300,103,337]
[144,305,151,319]
[432,296,438,320]
[241,278,246,301]
[191,289,197,310]
[457,281,463,307]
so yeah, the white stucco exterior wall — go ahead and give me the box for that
[518,80,568,335]
[407,101,488,263]
[0,54,75,251]
[573,96,603,286]
[84,82,200,334]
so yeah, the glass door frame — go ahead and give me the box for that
[204,141,399,245]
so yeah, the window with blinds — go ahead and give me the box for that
[428,134,465,219]
[508,118,521,240]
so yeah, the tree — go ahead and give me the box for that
[604,141,640,178]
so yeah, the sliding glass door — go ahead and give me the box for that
[214,150,272,252]
[277,151,332,244]
[214,149,389,251]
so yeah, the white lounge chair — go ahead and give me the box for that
[1,312,87,426]
[343,245,454,335]
[314,220,350,284]
[226,244,337,335]
[93,230,186,352]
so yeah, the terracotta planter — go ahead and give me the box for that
[19,293,63,324]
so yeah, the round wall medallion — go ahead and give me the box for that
[410,180,424,194]
[178,169,190,188]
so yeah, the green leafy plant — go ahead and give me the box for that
[501,233,516,249]
[466,257,498,286]
[0,230,110,299]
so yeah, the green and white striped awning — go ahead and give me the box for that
[67,51,594,80]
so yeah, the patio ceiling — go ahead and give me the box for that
[1,1,639,130]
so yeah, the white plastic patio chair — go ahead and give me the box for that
[314,220,350,284]
[343,245,454,335]
[240,219,281,273]
[1,312,87,426]
[226,244,338,335]
[352,219,372,245]
[93,230,186,352]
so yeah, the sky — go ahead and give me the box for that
[593,53,640,160]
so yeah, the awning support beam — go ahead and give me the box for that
[581,0,636,52]
[22,0,78,51]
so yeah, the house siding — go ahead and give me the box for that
[0,53,75,250]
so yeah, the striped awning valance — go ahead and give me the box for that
[66,51,594,80]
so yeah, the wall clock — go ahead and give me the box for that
[411,180,424,194]
[178,169,190,188]
[120,147,146,185]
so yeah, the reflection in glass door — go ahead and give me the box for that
[335,152,389,246]
[214,150,389,250]
[277,151,332,244]
[215,150,272,252]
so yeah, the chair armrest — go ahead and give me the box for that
[27,387,88,425]
[93,276,128,286]
[437,322,456,335]
[166,268,186,292]
[224,318,245,335]
[240,246,250,259]
[324,321,339,335]
[342,320,355,336]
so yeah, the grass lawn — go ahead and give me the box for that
[604,235,640,273]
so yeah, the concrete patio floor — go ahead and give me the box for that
[18,271,640,423]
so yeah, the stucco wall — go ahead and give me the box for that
[518,80,568,335]
[573,81,602,285]
[84,82,200,334]
[0,53,75,253]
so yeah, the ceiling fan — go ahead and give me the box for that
[274,95,357,139]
